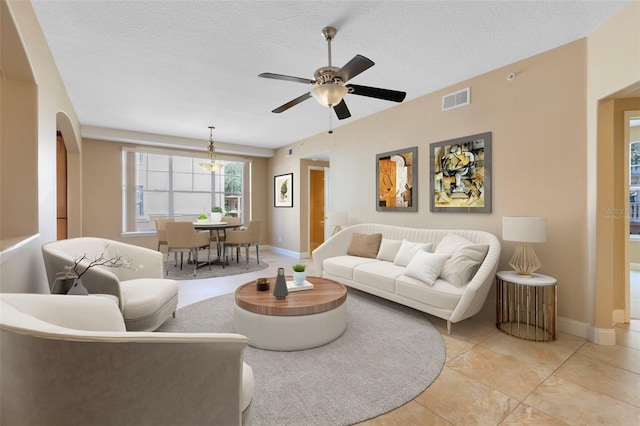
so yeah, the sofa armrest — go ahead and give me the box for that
[1,327,249,426]
[0,294,126,332]
[312,227,355,275]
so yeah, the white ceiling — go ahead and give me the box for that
[31,0,629,155]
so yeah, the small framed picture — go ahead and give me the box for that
[274,173,293,208]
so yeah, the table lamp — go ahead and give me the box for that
[502,216,547,277]
[326,211,348,236]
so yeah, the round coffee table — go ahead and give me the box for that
[233,276,347,351]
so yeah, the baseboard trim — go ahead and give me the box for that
[588,326,617,346]
[267,245,306,259]
[613,309,626,325]
[557,316,588,339]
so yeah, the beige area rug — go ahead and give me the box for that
[157,288,445,426]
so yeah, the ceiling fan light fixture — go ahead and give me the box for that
[311,83,348,107]
[200,126,223,172]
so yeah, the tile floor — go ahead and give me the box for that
[177,250,640,425]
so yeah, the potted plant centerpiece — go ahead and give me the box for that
[197,213,209,223]
[292,263,306,285]
[210,206,223,223]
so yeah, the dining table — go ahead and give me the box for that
[192,221,244,264]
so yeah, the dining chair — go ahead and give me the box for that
[213,216,242,257]
[222,220,262,269]
[165,222,211,276]
[154,218,174,252]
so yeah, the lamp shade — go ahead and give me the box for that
[502,217,546,243]
[326,211,348,227]
[310,83,348,107]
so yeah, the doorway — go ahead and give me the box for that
[309,168,325,253]
[56,131,68,240]
[628,111,640,320]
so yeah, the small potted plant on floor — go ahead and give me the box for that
[292,263,306,285]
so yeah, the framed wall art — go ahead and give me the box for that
[376,146,418,212]
[274,173,293,208]
[430,132,491,213]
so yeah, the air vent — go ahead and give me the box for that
[285,147,293,157]
[442,87,470,111]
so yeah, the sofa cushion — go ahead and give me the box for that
[393,240,433,267]
[435,233,475,255]
[323,255,379,280]
[353,261,406,292]
[396,276,464,311]
[347,233,383,258]
[376,238,403,262]
[404,251,450,286]
[119,278,179,321]
[440,244,489,287]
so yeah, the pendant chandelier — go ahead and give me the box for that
[200,126,222,172]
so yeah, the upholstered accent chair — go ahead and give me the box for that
[41,237,179,331]
[223,220,262,269]
[165,221,211,277]
[0,294,254,425]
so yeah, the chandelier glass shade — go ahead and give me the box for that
[310,83,348,107]
[200,126,222,172]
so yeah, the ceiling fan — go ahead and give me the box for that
[259,26,406,120]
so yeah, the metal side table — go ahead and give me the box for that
[496,271,557,342]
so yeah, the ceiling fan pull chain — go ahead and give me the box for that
[328,108,334,134]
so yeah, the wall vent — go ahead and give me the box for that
[285,147,293,157]
[442,87,470,111]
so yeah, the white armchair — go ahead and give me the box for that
[0,293,254,426]
[42,237,179,331]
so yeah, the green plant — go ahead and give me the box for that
[211,206,223,213]
[292,264,306,272]
[198,213,208,220]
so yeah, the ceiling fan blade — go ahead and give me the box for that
[333,99,351,120]
[272,92,312,113]
[347,84,407,103]
[259,72,314,85]
[336,55,375,83]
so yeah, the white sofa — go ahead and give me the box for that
[0,293,254,426]
[42,237,179,331]
[312,224,501,333]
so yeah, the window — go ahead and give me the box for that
[122,149,247,233]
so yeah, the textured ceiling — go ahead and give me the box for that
[31,0,629,154]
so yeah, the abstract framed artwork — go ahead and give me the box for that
[430,132,492,213]
[274,173,293,208]
[376,146,418,212]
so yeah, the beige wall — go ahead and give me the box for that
[589,1,640,335]
[81,138,270,249]
[273,39,590,323]
[0,0,80,293]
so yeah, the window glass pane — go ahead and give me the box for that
[631,141,640,234]
[174,192,211,215]
[173,172,193,191]
[146,171,170,190]
[173,156,193,173]
[142,192,169,217]
[147,154,169,171]
[194,173,212,192]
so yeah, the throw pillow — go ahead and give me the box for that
[404,251,451,286]
[376,238,403,262]
[347,233,383,258]
[440,244,489,287]
[435,233,475,256]
[393,239,434,267]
